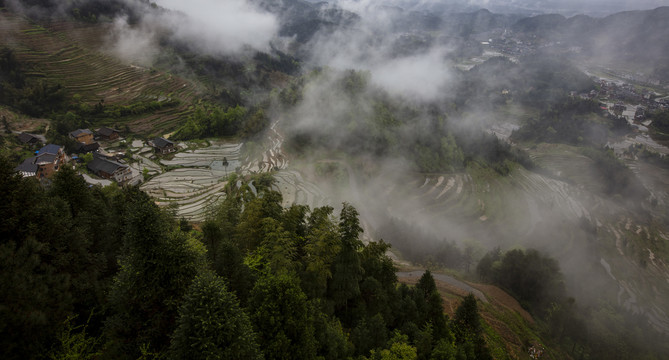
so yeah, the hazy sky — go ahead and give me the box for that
[341,0,669,15]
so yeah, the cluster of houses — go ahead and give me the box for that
[14,126,177,186]
[15,143,67,178]
[588,80,668,112]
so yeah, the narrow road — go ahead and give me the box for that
[397,270,488,303]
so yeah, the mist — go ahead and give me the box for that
[4,0,668,353]
[267,0,669,346]
[101,0,281,67]
[153,0,278,55]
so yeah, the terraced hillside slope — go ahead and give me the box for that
[398,270,560,359]
[0,10,199,134]
[339,146,669,337]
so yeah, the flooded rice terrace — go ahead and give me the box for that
[140,141,243,222]
[140,120,327,221]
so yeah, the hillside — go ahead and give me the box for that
[0,9,199,134]
[2,1,669,359]
[511,6,669,81]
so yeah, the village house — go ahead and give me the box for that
[87,154,132,184]
[15,144,67,178]
[76,141,100,154]
[149,137,176,154]
[17,132,43,147]
[96,127,120,141]
[69,128,94,145]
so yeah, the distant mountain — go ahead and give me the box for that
[251,0,359,43]
[511,6,669,81]
[443,9,524,38]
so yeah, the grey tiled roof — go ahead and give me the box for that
[15,157,38,173]
[87,157,128,176]
[152,137,174,148]
[39,144,62,155]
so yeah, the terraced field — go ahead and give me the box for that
[272,170,331,209]
[0,11,199,134]
[139,141,242,222]
[359,145,669,335]
[138,116,330,221]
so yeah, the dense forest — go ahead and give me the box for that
[0,159,494,359]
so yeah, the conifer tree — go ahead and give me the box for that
[169,272,262,360]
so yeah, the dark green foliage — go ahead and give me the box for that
[0,47,25,88]
[169,272,261,360]
[104,196,206,358]
[83,99,181,119]
[70,0,139,23]
[368,331,418,360]
[172,103,247,140]
[234,190,283,252]
[328,203,364,321]
[511,97,617,145]
[0,47,66,116]
[415,272,450,341]
[248,271,317,360]
[0,157,127,359]
[648,109,669,134]
[301,205,340,300]
[351,313,388,356]
[453,294,492,360]
[478,248,565,313]
[0,165,507,359]
[202,220,255,304]
[309,301,351,359]
[475,247,501,282]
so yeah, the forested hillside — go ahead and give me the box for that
[2,0,669,359]
[0,159,498,359]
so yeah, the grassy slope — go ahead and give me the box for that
[398,274,569,359]
[0,9,199,135]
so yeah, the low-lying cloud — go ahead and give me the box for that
[370,48,452,102]
[106,0,279,65]
[154,0,278,55]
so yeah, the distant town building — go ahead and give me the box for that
[149,137,176,154]
[69,129,94,144]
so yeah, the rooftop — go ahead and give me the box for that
[87,157,128,176]
[17,132,40,144]
[70,129,93,137]
[96,127,119,137]
[15,157,38,174]
[34,153,57,164]
[152,137,174,148]
[38,144,63,155]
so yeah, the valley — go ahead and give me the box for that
[3,0,669,358]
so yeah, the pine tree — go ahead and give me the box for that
[453,294,491,360]
[104,198,206,358]
[328,203,364,321]
[169,272,262,360]
[249,271,317,360]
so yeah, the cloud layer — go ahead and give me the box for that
[154,0,278,55]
